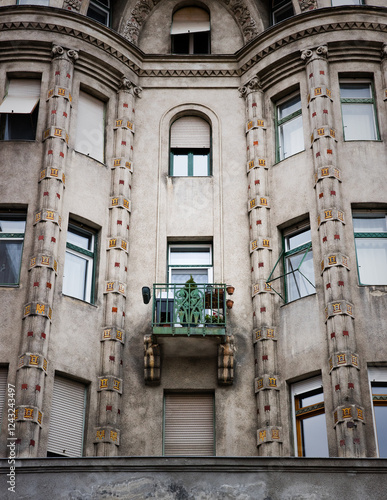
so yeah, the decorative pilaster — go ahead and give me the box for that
[95,77,142,456]
[239,77,282,456]
[14,44,78,457]
[301,45,366,457]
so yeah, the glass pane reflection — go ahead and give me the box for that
[301,413,329,457]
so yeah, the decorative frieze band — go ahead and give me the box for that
[320,253,349,273]
[111,158,133,171]
[314,165,341,185]
[247,157,267,172]
[15,406,43,427]
[17,353,48,373]
[43,126,69,144]
[317,208,345,227]
[47,86,72,103]
[252,280,274,297]
[310,127,336,144]
[98,376,123,394]
[248,196,270,211]
[34,209,61,227]
[107,237,129,253]
[101,327,125,343]
[95,427,120,445]
[39,167,66,184]
[255,375,279,392]
[104,281,126,296]
[325,300,354,321]
[110,196,131,212]
[114,119,134,132]
[253,326,277,343]
[29,254,58,274]
[257,426,282,445]
[23,302,52,321]
[250,237,271,253]
[329,351,359,372]
[333,405,365,426]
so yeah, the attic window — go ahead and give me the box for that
[171,7,210,55]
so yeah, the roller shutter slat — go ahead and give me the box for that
[0,368,8,430]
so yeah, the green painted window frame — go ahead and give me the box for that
[275,93,304,163]
[169,149,211,176]
[63,222,97,303]
[352,212,387,286]
[339,79,380,141]
[0,213,26,286]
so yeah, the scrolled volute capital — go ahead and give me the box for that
[119,76,143,98]
[238,75,262,99]
[301,45,328,63]
[51,44,78,62]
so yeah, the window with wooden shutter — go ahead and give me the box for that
[164,393,215,456]
[47,376,86,457]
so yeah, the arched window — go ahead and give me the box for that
[170,116,211,176]
[171,7,210,55]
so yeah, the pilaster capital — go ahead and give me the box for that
[301,45,328,64]
[51,44,78,62]
[238,75,262,99]
[119,76,142,98]
[298,0,317,11]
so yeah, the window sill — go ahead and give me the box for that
[342,139,382,143]
[274,149,305,165]
[0,284,20,288]
[62,294,98,308]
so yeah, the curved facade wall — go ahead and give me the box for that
[0,1,386,465]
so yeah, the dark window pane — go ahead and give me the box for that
[193,31,210,54]
[299,389,324,408]
[172,33,190,54]
[0,240,23,284]
[0,105,39,140]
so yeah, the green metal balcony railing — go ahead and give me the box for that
[152,283,227,336]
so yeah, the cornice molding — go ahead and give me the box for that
[0,9,386,79]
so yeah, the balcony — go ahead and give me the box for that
[152,283,227,337]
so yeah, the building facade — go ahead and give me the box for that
[0,0,387,497]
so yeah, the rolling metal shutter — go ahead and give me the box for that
[164,393,214,456]
[171,7,210,34]
[170,116,210,149]
[74,90,105,163]
[0,368,8,430]
[47,376,86,457]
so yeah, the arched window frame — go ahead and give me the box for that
[169,115,212,177]
[171,6,211,55]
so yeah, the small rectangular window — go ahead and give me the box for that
[368,368,387,458]
[168,243,213,284]
[283,223,315,302]
[18,0,50,5]
[340,79,378,141]
[87,0,110,26]
[0,213,26,286]
[332,0,363,6]
[276,93,304,161]
[164,393,215,456]
[272,1,294,25]
[352,211,387,285]
[291,376,329,457]
[74,90,105,163]
[63,222,96,303]
[0,79,40,141]
[47,375,87,457]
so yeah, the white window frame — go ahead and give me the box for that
[331,0,363,6]
[63,223,96,303]
[18,0,50,5]
[291,376,329,457]
[0,212,26,286]
[272,0,294,25]
[168,243,213,284]
[87,0,111,27]
[368,367,387,458]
